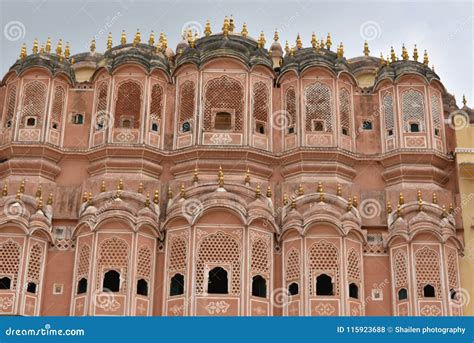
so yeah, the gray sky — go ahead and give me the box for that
[1,0,472,106]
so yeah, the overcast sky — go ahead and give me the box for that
[1,0,472,106]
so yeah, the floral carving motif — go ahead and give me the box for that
[314,303,335,316]
[205,301,230,315]
[420,304,441,316]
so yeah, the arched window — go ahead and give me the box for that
[26,282,37,294]
[402,89,425,133]
[73,114,84,125]
[339,88,351,136]
[5,85,17,129]
[252,81,269,134]
[305,82,332,133]
[450,288,458,301]
[214,112,232,130]
[0,276,11,290]
[136,279,148,296]
[423,284,435,298]
[398,288,408,300]
[285,87,297,134]
[288,282,299,296]
[207,267,228,294]
[349,282,359,299]
[251,275,267,298]
[21,81,47,128]
[114,81,141,129]
[383,93,395,136]
[178,81,195,133]
[26,117,36,127]
[51,85,65,129]
[149,84,163,121]
[103,270,120,292]
[94,81,108,131]
[316,273,333,296]
[170,273,184,296]
[151,122,159,132]
[77,278,87,294]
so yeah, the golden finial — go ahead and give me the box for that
[319,191,325,203]
[47,192,53,206]
[36,184,42,198]
[121,30,127,45]
[133,29,141,47]
[180,183,186,198]
[118,178,124,191]
[298,184,304,196]
[245,168,250,184]
[463,95,467,106]
[336,183,342,197]
[64,42,70,59]
[390,46,396,62]
[229,15,235,32]
[397,203,401,216]
[188,30,196,48]
[154,190,159,204]
[274,30,279,42]
[442,205,447,218]
[138,182,144,194]
[449,203,454,214]
[432,192,438,204]
[423,50,429,66]
[100,181,106,192]
[32,38,38,54]
[413,45,418,62]
[115,185,122,199]
[89,38,96,53]
[380,52,385,66]
[161,33,168,50]
[401,44,409,60]
[37,196,43,210]
[40,43,45,54]
[291,195,296,209]
[19,180,25,194]
[289,46,295,57]
[417,190,422,201]
[145,193,150,207]
[418,198,423,211]
[255,184,261,198]
[222,16,230,36]
[266,185,272,198]
[386,54,390,66]
[311,32,317,49]
[148,31,155,46]
[317,182,323,193]
[326,33,332,50]
[45,37,52,54]
[205,20,212,37]
[82,191,88,203]
[347,197,353,211]
[193,168,199,183]
[107,32,113,50]
[87,192,92,205]
[258,31,266,48]
[218,166,224,187]
[70,57,74,65]
[284,40,290,54]
[363,40,370,56]
[167,186,173,199]
[1,184,7,197]
[337,42,344,58]
[398,192,404,205]
[352,195,358,207]
[241,23,248,37]
[387,201,393,214]
[16,190,21,200]
[283,193,289,205]
[296,34,302,49]
[20,43,27,60]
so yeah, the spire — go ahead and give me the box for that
[47,192,53,206]
[32,38,38,54]
[390,46,396,62]
[218,166,224,187]
[266,185,272,198]
[241,22,248,37]
[326,33,332,50]
[161,33,168,49]
[387,201,392,214]
[148,31,155,46]
[461,94,467,107]
[401,44,409,60]
[138,182,144,194]
[64,42,70,59]
[90,38,96,53]
[311,32,317,49]
[39,43,45,54]
[255,184,261,198]
[101,180,106,192]
[284,40,290,54]
[336,183,342,197]
[363,40,369,56]
[296,33,302,49]
[423,50,429,66]
[337,42,344,58]
[56,39,63,55]
[133,29,141,47]
[193,168,199,183]
[413,44,418,61]
[380,52,385,66]
[121,30,127,45]
[258,31,266,48]
[245,168,250,184]
[2,183,7,197]
[45,37,51,54]
[274,30,279,42]
[107,32,113,50]
[20,43,27,60]
[222,16,230,36]
[204,20,212,37]
[154,190,159,204]
[180,183,186,198]
[229,15,235,32]
[298,183,304,196]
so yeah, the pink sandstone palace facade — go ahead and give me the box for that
[0,18,468,317]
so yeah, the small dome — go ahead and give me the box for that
[165,47,175,58]
[176,35,189,54]
[270,41,283,57]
